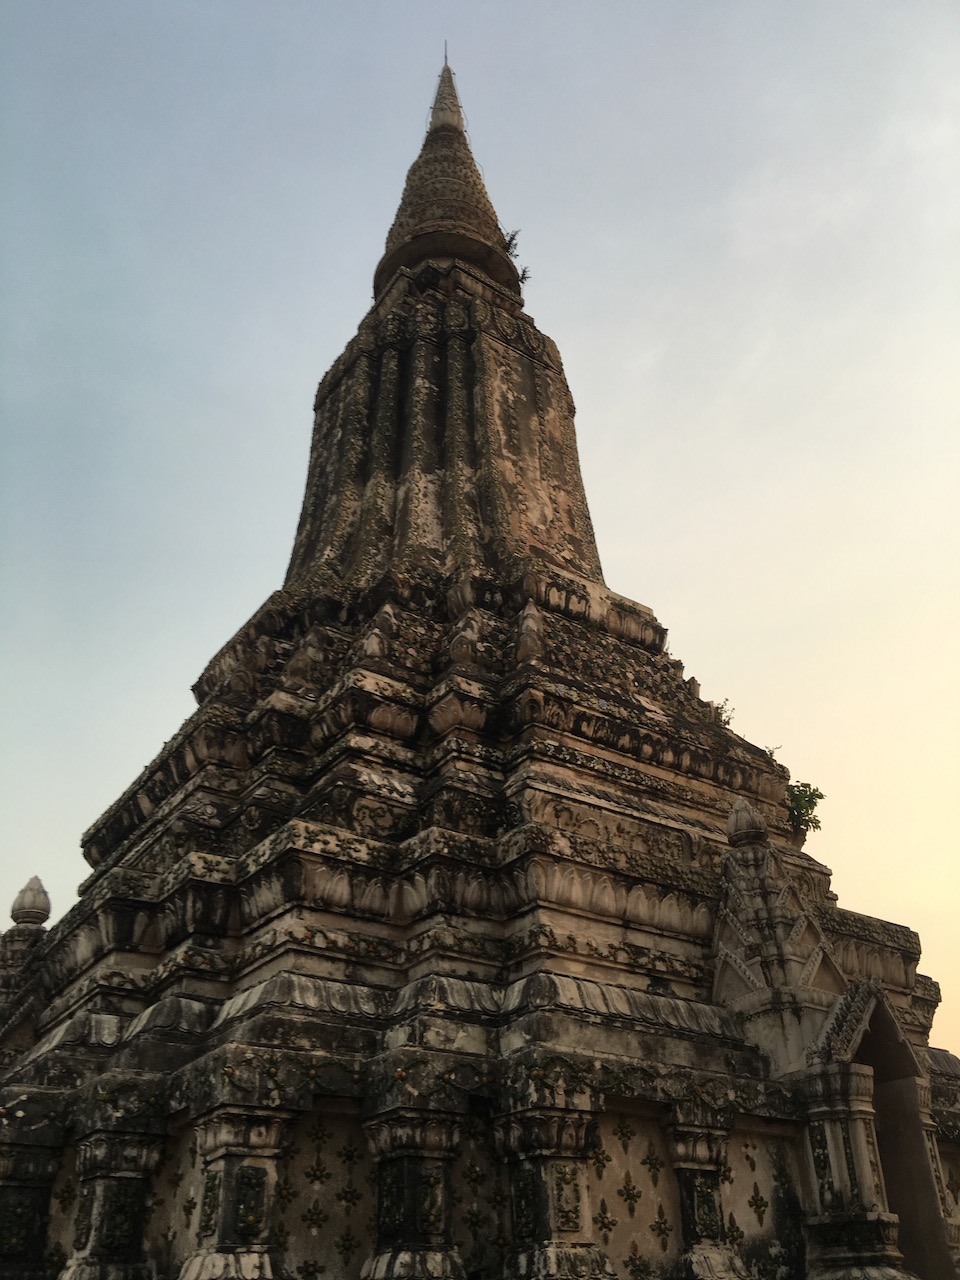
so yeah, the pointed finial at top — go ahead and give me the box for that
[374,65,521,300]
[11,876,50,927]
[726,797,768,848]
[430,63,464,133]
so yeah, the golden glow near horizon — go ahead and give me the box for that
[2,3,958,1052]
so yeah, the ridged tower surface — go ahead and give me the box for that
[0,65,958,1280]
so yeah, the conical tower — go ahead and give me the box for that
[0,67,957,1280]
[283,64,602,602]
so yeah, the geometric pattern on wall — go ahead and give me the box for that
[588,1111,682,1276]
[270,1104,375,1280]
[450,1109,508,1279]
[145,1123,202,1277]
[42,1145,78,1277]
[719,1130,805,1280]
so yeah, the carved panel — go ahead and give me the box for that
[510,1161,540,1245]
[554,1164,581,1231]
[100,1178,145,1257]
[807,1120,836,1211]
[199,1169,220,1239]
[233,1165,267,1241]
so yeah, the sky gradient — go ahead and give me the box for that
[2,2,959,1051]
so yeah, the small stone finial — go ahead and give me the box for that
[726,798,767,847]
[11,876,51,927]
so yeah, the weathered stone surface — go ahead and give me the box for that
[0,63,957,1280]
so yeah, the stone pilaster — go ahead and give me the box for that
[497,1104,614,1280]
[177,1107,291,1280]
[802,1063,907,1277]
[361,1108,464,1280]
[665,1100,747,1279]
[60,1129,164,1280]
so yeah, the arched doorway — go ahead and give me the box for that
[854,1001,953,1279]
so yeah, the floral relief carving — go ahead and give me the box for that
[726,1211,744,1248]
[555,1163,581,1231]
[268,1108,374,1280]
[302,1198,329,1233]
[450,1104,508,1274]
[614,1164,643,1219]
[614,1118,636,1153]
[297,1262,326,1279]
[335,1227,361,1264]
[623,1240,654,1279]
[649,1201,672,1251]
[592,1196,618,1244]
[640,1142,664,1188]
[586,1113,683,1274]
[234,1165,267,1240]
[590,1144,612,1179]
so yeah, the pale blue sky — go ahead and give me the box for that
[2,2,959,1049]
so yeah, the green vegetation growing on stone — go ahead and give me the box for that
[787,782,824,835]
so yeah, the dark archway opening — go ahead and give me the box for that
[855,1002,953,1280]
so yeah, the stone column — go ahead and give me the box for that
[665,1100,747,1280]
[803,1062,906,1274]
[497,1104,614,1280]
[0,1136,59,1279]
[60,1129,164,1280]
[177,1106,291,1280]
[361,1108,464,1280]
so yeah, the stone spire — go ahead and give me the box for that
[429,60,464,130]
[283,66,603,601]
[373,65,521,300]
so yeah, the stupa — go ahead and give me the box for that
[1,65,959,1280]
